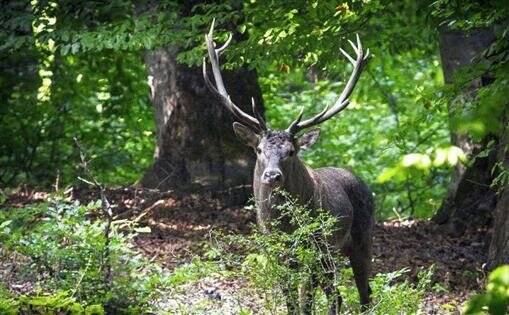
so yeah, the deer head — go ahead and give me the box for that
[203,20,369,186]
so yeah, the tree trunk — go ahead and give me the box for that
[140,46,263,205]
[487,187,509,269]
[487,110,509,269]
[432,27,498,236]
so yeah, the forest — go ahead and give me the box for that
[0,0,508,314]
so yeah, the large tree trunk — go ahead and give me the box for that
[432,27,498,236]
[434,26,509,269]
[140,46,263,204]
[487,110,509,269]
[487,187,509,268]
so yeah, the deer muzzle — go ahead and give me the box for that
[262,169,283,185]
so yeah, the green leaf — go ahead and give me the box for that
[71,43,80,54]
[0,220,12,229]
[60,44,70,55]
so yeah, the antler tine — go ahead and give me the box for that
[286,107,305,134]
[339,47,355,65]
[252,97,267,130]
[348,39,358,54]
[203,20,266,132]
[286,35,369,134]
[216,33,233,55]
[286,104,330,134]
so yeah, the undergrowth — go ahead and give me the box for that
[0,191,436,314]
[205,192,433,314]
[0,194,170,314]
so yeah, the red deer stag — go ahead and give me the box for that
[203,20,374,314]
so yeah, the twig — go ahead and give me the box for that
[74,137,113,286]
[71,257,92,298]
[133,199,165,223]
[405,177,416,218]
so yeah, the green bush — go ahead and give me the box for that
[0,291,104,315]
[215,191,432,314]
[0,196,168,313]
[362,267,433,314]
[464,265,509,315]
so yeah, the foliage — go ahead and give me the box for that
[212,192,432,314]
[182,0,452,221]
[464,265,509,315]
[0,1,507,219]
[260,65,451,218]
[0,1,154,187]
[0,196,169,313]
[0,2,507,313]
[237,191,343,313]
[166,258,224,287]
[0,291,104,315]
[366,267,433,314]
[430,0,508,30]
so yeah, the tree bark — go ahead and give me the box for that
[487,110,509,269]
[487,187,509,269]
[432,27,498,236]
[139,46,263,204]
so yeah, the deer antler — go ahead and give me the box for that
[202,19,266,132]
[286,34,370,134]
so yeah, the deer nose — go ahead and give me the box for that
[262,170,282,184]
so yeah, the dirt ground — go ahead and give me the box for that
[2,186,488,314]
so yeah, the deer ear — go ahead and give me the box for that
[233,122,259,147]
[297,128,320,150]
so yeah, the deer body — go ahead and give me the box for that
[254,155,374,251]
[203,20,374,313]
[250,130,374,313]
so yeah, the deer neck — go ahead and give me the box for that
[281,157,315,202]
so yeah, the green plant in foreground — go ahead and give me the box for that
[464,265,509,315]
[0,291,104,315]
[215,192,432,314]
[0,196,169,313]
[364,267,433,315]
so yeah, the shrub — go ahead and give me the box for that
[0,291,104,315]
[215,191,432,314]
[464,265,509,315]
[0,196,168,313]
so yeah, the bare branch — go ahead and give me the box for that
[73,137,112,284]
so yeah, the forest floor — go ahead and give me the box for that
[2,186,488,314]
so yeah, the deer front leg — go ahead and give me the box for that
[281,256,301,315]
[300,272,317,314]
[322,270,342,315]
[282,279,299,315]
